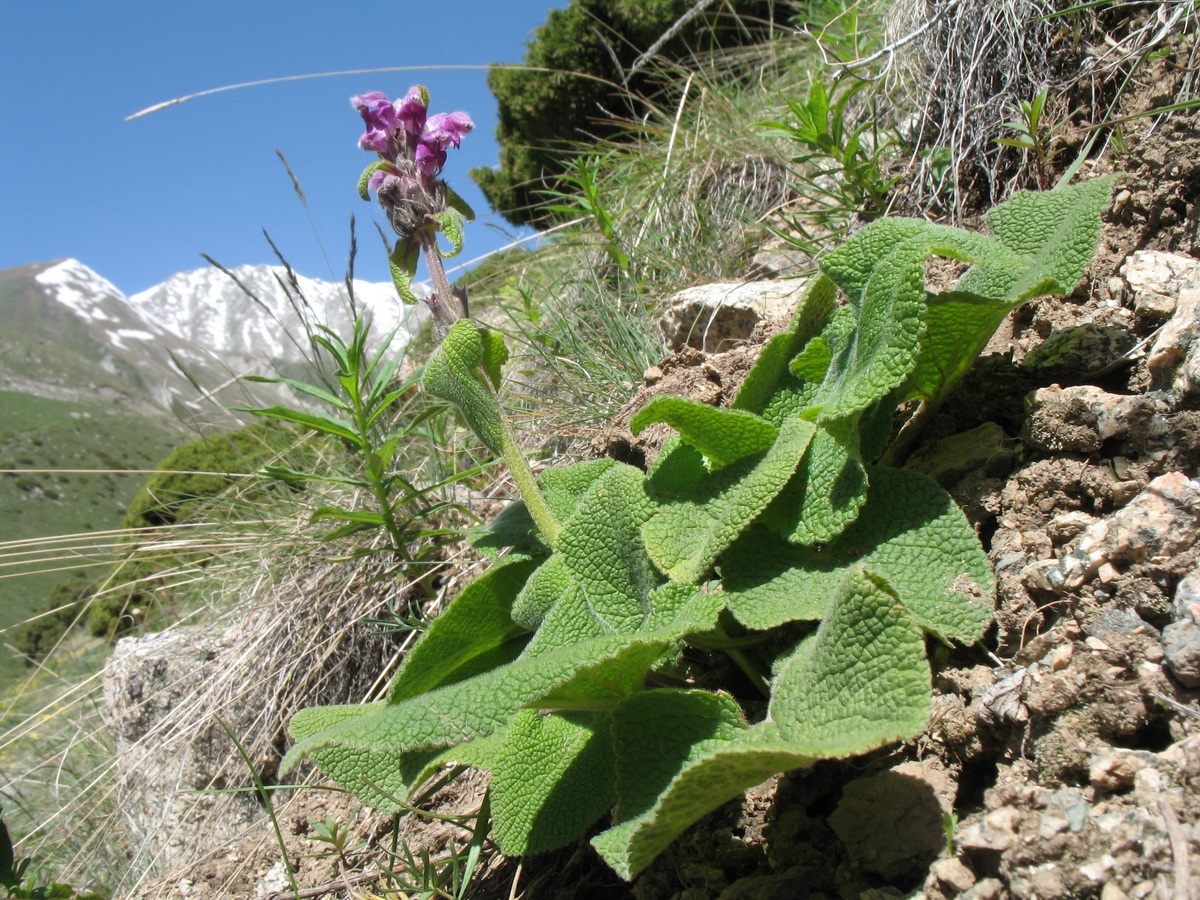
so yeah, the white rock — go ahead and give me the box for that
[1121,249,1200,320]
[658,279,809,353]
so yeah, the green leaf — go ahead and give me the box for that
[631,397,779,467]
[518,464,662,655]
[389,240,422,305]
[643,417,817,583]
[424,319,508,453]
[770,566,930,751]
[512,553,578,631]
[243,375,350,410]
[257,465,370,489]
[725,467,993,643]
[240,406,363,447]
[957,175,1115,304]
[432,208,466,258]
[446,186,477,221]
[281,588,724,797]
[900,291,1014,407]
[310,506,386,526]
[469,459,620,558]
[593,690,766,879]
[357,160,394,201]
[816,223,1029,421]
[762,415,867,545]
[492,710,616,855]
[387,556,539,703]
[732,274,837,416]
[557,464,660,633]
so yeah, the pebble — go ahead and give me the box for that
[930,857,977,893]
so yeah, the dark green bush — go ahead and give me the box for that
[13,573,96,664]
[88,422,293,639]
[473,0,785,225]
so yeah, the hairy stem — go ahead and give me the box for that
[495,409,562,549]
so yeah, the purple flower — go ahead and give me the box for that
[422,111,474,151]
[351,91,398,153]
[395,85,428,137]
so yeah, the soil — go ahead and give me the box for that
[131,46,1200,900]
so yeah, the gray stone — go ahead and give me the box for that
[1172,568,1200,623]
[1086,609,1159,640]
[658,279,809,353]
[1022,384,1164,454]
[1022,323,1137,375]
[1148,275,1200,397]
[102,628,264,873]
[1162,619,1200,687]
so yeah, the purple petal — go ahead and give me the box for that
[414,143,446,179]
[351,91,399,150]
[396,85,429,136]
[422,111,475,151]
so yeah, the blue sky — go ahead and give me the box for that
[1,1,565,296]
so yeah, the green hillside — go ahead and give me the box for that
[0,389,181,686]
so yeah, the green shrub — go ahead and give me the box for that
[13,574,96,664]
[473,0,786,225]
[121,422,287,532]
[88,422,293,638]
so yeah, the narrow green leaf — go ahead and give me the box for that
[446,186,477,221]
[389,240,422,305]
[433,208,466,258]
[258,465,370,489]
[357,160,394,201]
[310,506,386,526]
[240,406,363,447]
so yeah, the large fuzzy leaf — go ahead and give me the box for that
[725,467,993,643]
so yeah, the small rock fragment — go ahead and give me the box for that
[1148,277,1200,396]
[1021,323,1137,375]
[1121,249,1200,321]
[930,857,977,893]
[1051,472,1200,590]
[1021,385,1163,454]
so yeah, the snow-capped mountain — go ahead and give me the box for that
[129,264,420,365]
[0,258,418,421]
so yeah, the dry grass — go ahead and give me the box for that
[885,0,1199,216]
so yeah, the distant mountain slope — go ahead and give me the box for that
[0,257,413,683]
[129,263,411,365]
[0,259,419,421]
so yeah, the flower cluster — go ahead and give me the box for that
[352,86,474,331]
[353,87,473,182]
